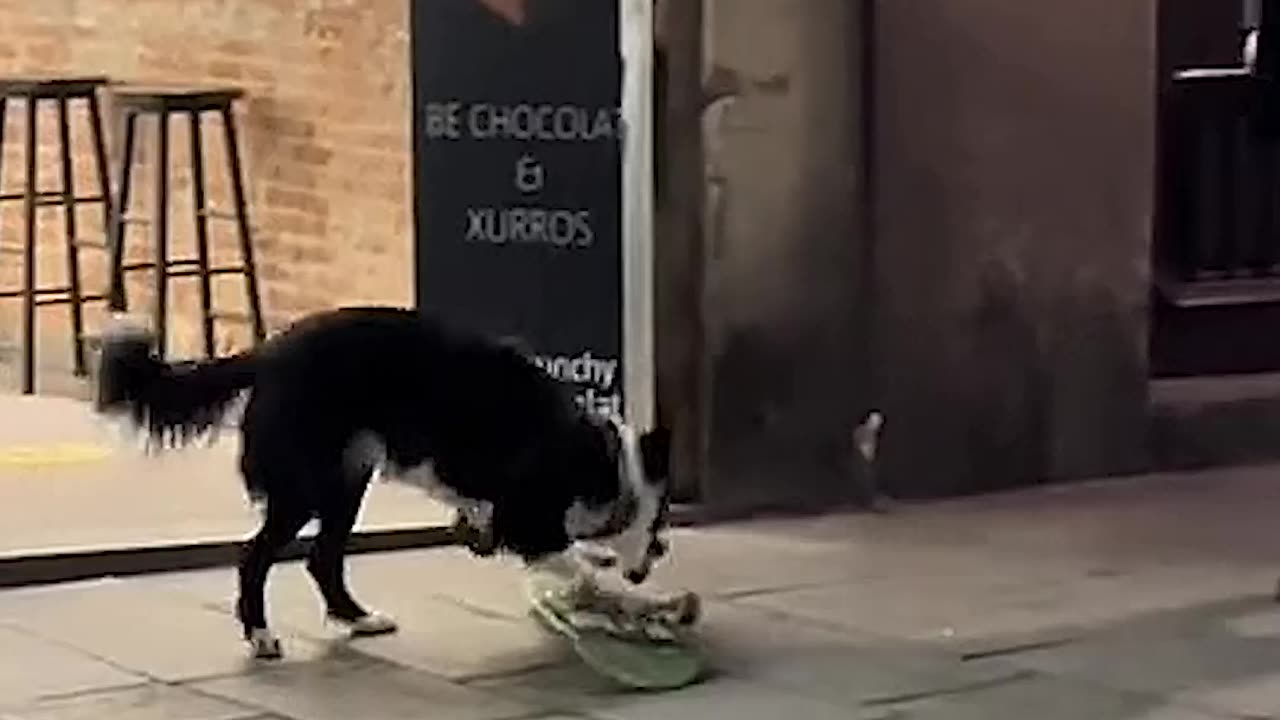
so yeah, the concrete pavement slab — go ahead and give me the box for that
[694,603,1025,706]
[1223,605,1280,639]
[1008,597,1280,703]
[190,659,539,720]
[582,677,877,720]
[0,624,142,709]
[737,561,1279,654]
[736,463,1280,570]
[471,660,630,715]
[135,560,578,682]
[272,589,575,683]
[134,546,872,687]
[735,562,1082,645]
[482,666,886,720]
[0,578,330,683]
[337,547,535,622]
[637,525,877,598]
[880,672,1232,720]
[1174,672,1280,718]
[231,532,863,623]
[0,683,262,720]
[322,601,575,683]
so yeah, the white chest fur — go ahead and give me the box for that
[347,431,494,527]
[392,461,494,525]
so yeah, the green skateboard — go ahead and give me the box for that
[526,575,706,691]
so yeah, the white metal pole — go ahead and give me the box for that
[620,0,657,431]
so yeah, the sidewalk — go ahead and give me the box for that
[0,393,451,559]
[3,463,1280,718]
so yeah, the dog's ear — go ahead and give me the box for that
[638,427,672,484]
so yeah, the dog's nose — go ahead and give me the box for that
[624,569,648,584]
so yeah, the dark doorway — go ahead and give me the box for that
[1151,0,1280,377]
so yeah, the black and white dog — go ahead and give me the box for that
[95,306,672,658]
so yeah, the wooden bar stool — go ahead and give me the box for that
[0,76,114,394]
[107,85,266,360]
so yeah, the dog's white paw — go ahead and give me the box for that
[339,611,399,637]
[247,628,283,660]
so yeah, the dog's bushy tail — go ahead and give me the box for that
[95,316,258,450]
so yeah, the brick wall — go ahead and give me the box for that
[0,0,412,367]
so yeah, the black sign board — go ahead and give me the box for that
[412,0,624,418]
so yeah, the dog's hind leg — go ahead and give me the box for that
[307,476,398,637]
[236,498,310,659]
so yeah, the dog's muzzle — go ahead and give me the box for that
[621,538,668,584]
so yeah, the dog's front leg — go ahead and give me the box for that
[529,549,602,607]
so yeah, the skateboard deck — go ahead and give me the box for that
[526,575,705,691]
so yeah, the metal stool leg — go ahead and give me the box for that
[188,109,215,359]
[56,95,87,376]
[152,112,171,358]
[220,107,265,344]
[21,98,38,395]
[87,91,113,285]
[0,98,7,225]
[107,111,137,312]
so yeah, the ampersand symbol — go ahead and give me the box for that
[515,155,544,194]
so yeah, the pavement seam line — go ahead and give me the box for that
[162,656,376,690]
[175,679,300,718]
[859,668,1039,707]
[490,709,595,720]
[729,594,1114,661]
[0,620,161,686]
[0,611,275,717]
[3,680,153,706]
[174,622,557,699]
[966,642,1259,720]
[8,681,271,720]
[722,598,899,645]
[453,656,580,686]
[183,659,565,719]
[430,592,526,622]
[717,579,851,600]
[959,636,1078,661]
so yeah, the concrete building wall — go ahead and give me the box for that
[869,0,1158,497]
[692,0,1160,508]
[696,0,871,511]
[653,0,709,501]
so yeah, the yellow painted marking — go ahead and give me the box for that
[0,443,113,467]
